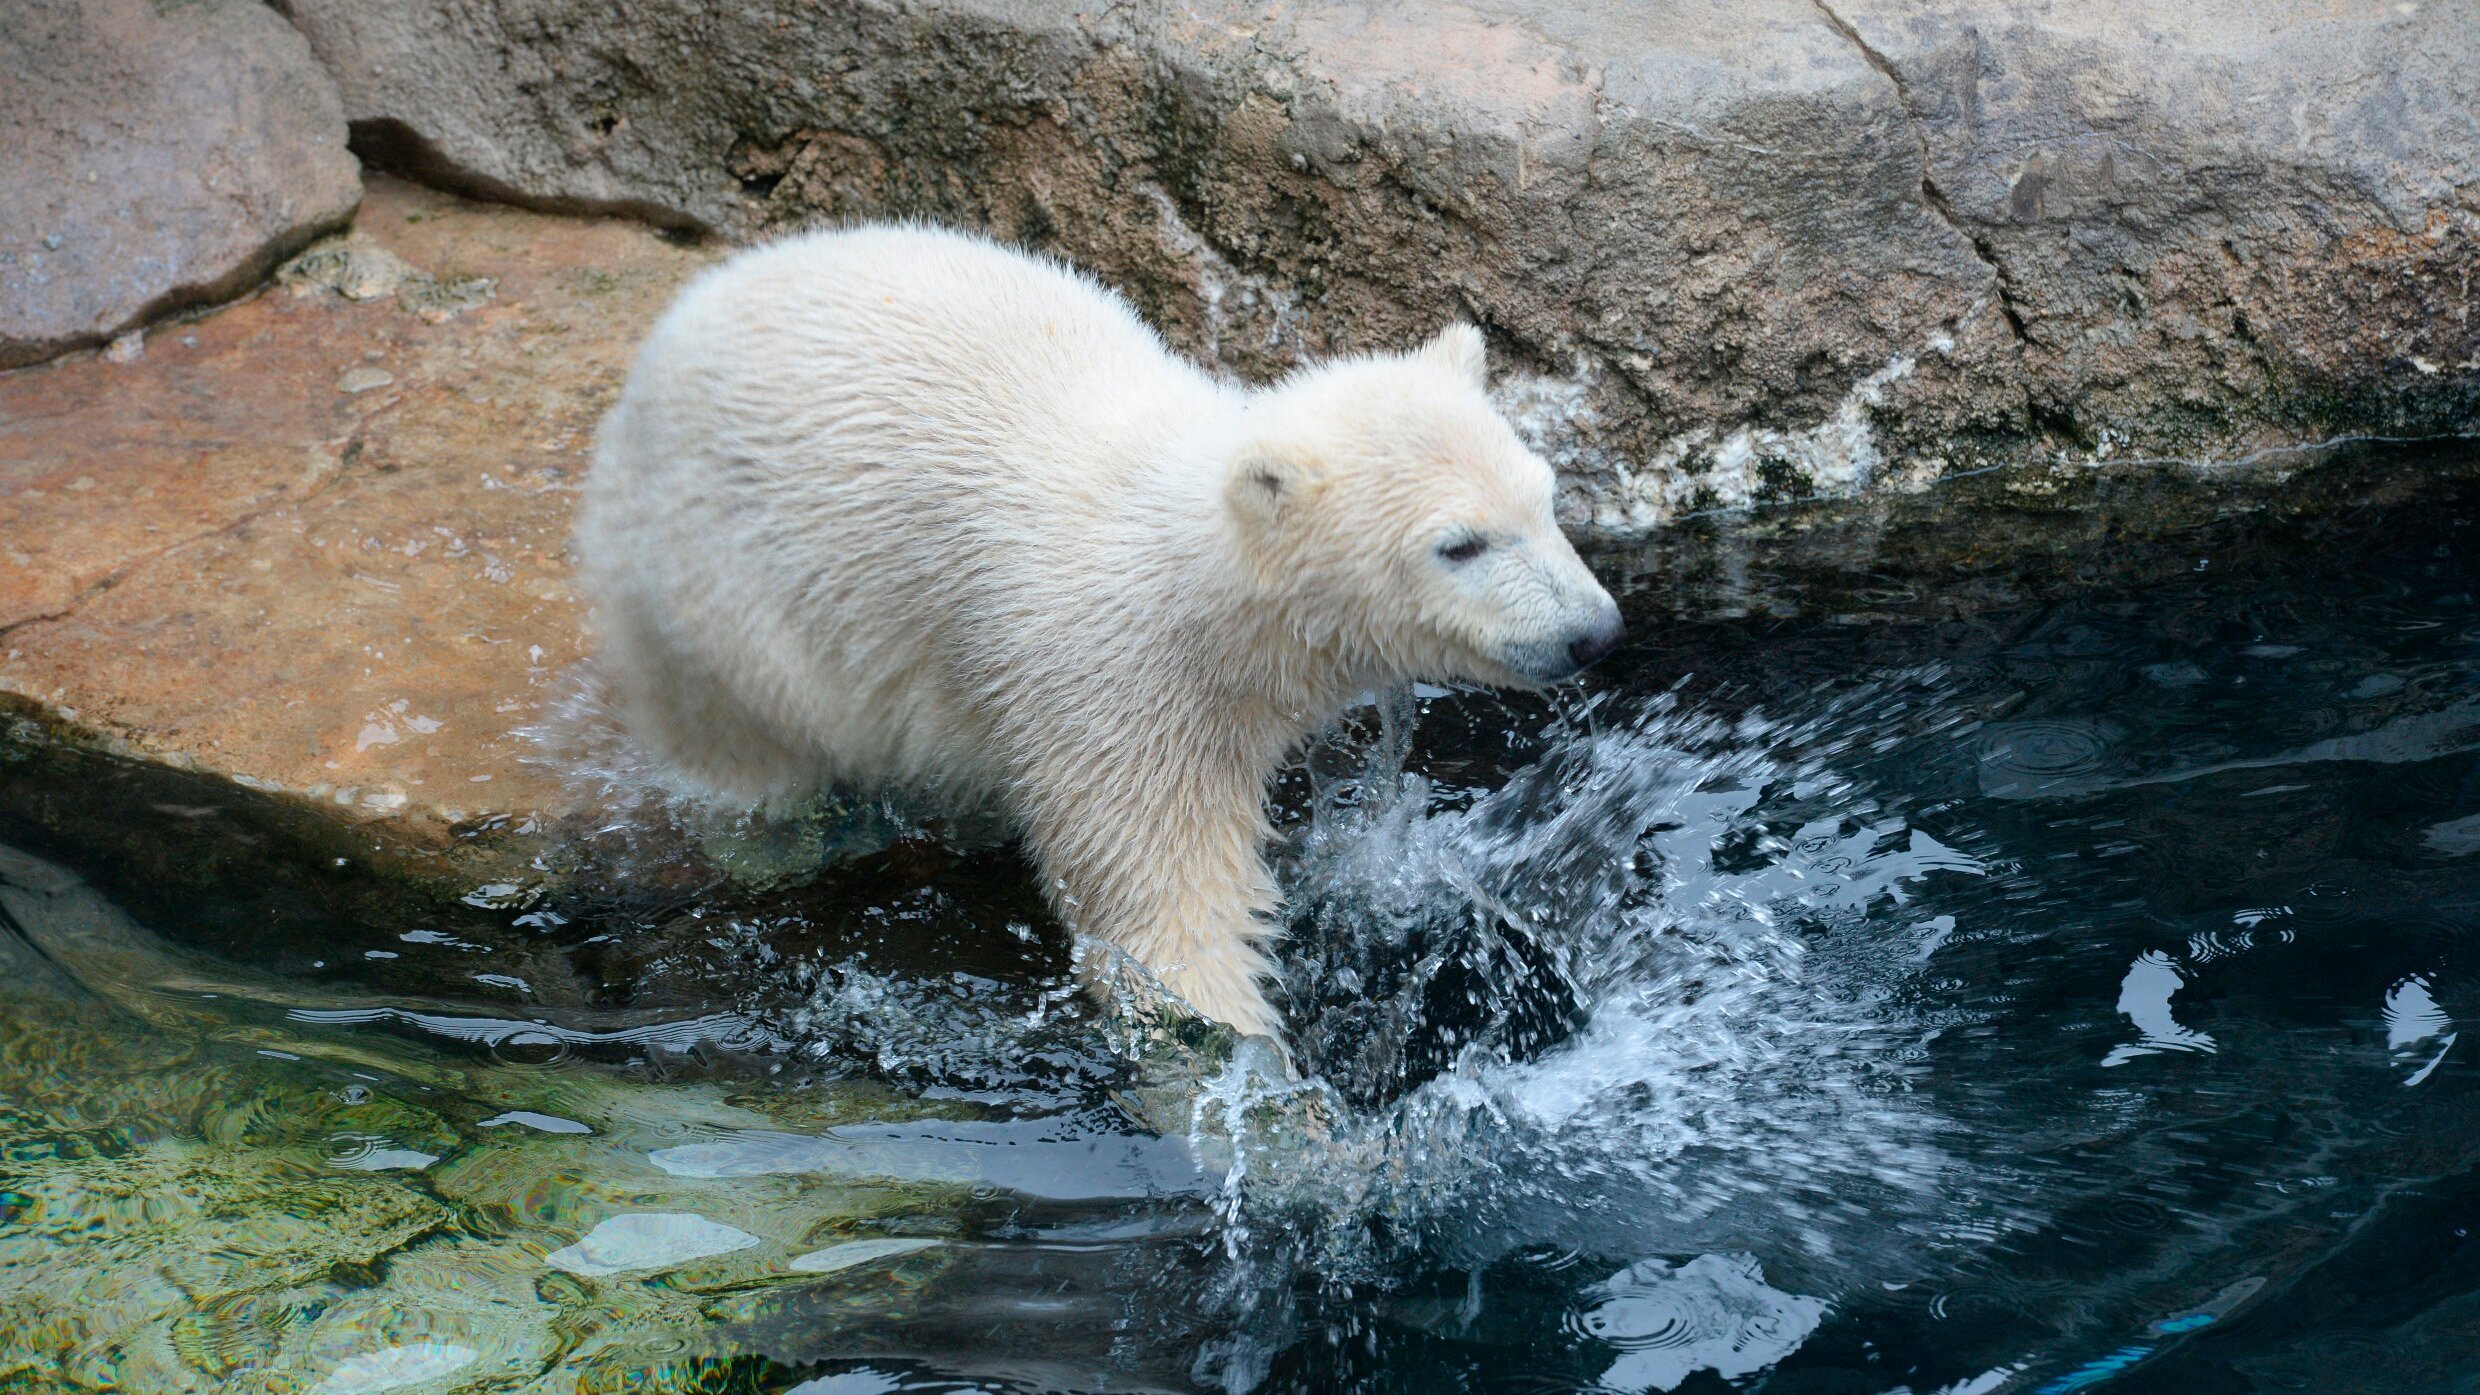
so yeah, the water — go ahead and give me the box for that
[10,466,2480,1393]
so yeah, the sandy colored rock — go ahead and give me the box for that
[282,0,2479,525]
[0,177,713,850]
[0,0,363,368]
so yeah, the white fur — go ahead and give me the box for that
[576,225,1619,1039]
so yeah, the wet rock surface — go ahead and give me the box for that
[0,0,362,369]
[0,177,713,867]
[284,0,2478,520]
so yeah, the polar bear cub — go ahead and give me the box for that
[576,226,1622,1040]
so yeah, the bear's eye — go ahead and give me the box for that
[1436,535,1488,565]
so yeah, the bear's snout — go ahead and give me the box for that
[1500,597,1624,683]
[1567,611,1626,671]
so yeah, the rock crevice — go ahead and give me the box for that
[1809,0,2029,353]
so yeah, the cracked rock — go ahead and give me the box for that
[1825,0,2480,475]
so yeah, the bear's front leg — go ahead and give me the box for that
[1125,921,1284,1043]
[1017,747,1286,1041]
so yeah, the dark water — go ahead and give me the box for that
[9,467,2480,1394]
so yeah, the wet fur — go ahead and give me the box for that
[576,225,1616,1037]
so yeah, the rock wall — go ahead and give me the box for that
[0,1,2469,522]
[275,0,2479,525]
[0,0,362,367]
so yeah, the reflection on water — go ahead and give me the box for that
[2100,950,2217,1067]
[649,1119,1213,1201]
[1571,1254,1827,1392]
[11,473,2480,1392]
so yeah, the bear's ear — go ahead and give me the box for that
[1224,444,1319,538]
[1415,322,1487,389]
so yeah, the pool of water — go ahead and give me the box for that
[9,463,2480,1393]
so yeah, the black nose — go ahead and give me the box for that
[1567,614,1625,670]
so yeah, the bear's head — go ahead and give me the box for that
[1227,324,1624,691]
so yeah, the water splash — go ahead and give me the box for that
[2101,951,2217,1067]
[2384,974,2458,1087]
[1570,1253,1828,1392]
[1167,682,2030,1387]
[519,653,2032,1387]
[515,661,969,897]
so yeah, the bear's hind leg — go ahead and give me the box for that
[599,606,826,812]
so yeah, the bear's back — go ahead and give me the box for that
[642,226,1203,488]
[578,224,1231,805]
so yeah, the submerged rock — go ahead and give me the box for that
[0,0,362,368]
[544,1213,767,1277]
[0,841,1000,1392]
[282,0,2478,516]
